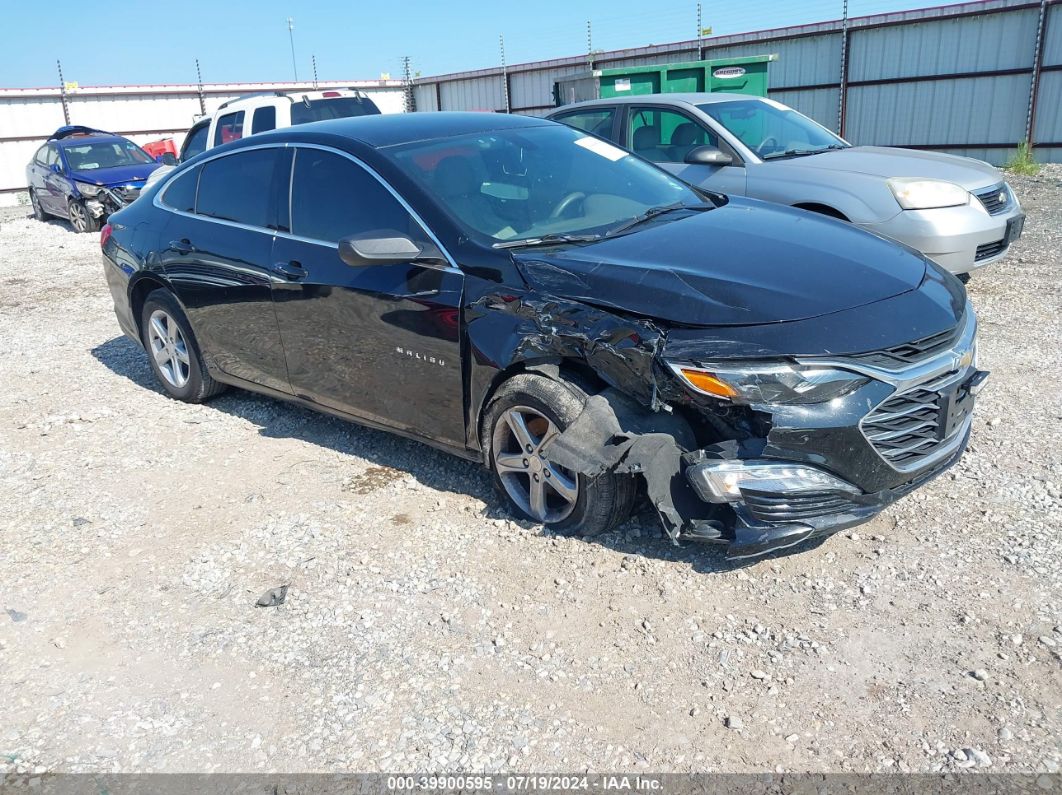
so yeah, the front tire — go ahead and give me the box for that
[140,290,226,403]
[484,373,636,536]
[68,199,99,234]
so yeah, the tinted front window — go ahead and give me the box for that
[290,149,425,244]
[160,167,199,212]
[554,109,615,138]
[252,106,277,134]
[698,99,846,159]
[62,140,153,171]
[213,111,245,146]
[196,149,278,227]
[182,123,209,160]
[385,124,701,244]
[290,97,379,125]
[628,107,717,163]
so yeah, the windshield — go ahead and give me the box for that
[698,99,847,160]
[62,140,154,171]
[384,124,706,244]
[290,97,379,124]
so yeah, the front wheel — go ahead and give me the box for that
[67,199,99,234]
[484,374,636,536]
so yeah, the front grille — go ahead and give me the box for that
[974,183,1010,216]
[849,326,958,368]
[743,490,854,524]
[861,370,970,470]
[975,239,1007,261]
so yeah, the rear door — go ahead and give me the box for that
[156,147,291,394]
[270,145,466,446]
[624,105,747,195]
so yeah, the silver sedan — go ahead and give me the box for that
[548,93,1025,278]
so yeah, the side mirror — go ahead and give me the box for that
[160,153,178,166]
[50,163,63,174]
[338,234,422,267]
[685,145,734,166]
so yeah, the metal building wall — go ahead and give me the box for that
[0,80,406,203]
[414,0,1061,165]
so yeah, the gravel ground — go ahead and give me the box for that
[0,168,1060,778]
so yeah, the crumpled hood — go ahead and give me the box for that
[68,163,160,187]
[515,197,927,327]
[769,146,1003,191]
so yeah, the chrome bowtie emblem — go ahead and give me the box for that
[998,191,1007,204]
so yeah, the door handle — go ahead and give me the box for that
[168,238,195,254]
[272,260,307,280]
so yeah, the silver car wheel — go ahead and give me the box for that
[30,191,43,218]
[68,201,88,232]
[147,309,191,389]
[492,405,579,523]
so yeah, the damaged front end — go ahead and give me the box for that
[78,182,141,221]
[481,278,986,561]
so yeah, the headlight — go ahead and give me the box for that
[669,362,867,405]
[887,178,969,210]
[75,181,102,197]
[688,460,860,503]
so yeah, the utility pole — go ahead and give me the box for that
[587,21,594,71]
[697,3,703,60]
[312,54,319,89]
[195,58,206,116]
[287,17,298,82]
[837,0,849,136]
[1025,0,1049,148]
[56,59,70,125]
[500,35,511,113]
[402,55,416,113]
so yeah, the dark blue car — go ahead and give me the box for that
[26,126,167,233]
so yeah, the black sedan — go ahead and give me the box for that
[101,113,986,559]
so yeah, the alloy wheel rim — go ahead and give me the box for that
[147,309,191,388]
[31,192,41,217]
[69,202,87,232]
[492,405,579,523]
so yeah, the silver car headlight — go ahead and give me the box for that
[887,178,969,210]
[668,362,868,405]
[75,181,102,197]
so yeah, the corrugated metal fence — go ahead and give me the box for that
[412,0,1062,165]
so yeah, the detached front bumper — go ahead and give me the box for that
[861,184,1024,275]
[682,423,973,559]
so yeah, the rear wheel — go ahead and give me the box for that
[29,189,48,221]
[485,374,636,536]
[67,199,99,234]
[141,290,226,403]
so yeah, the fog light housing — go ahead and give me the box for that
[687,460,860,504]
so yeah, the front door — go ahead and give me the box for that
[270,146,466,447]
[42,144,68,214]
[156,147,292,394]
[625,106,747,195]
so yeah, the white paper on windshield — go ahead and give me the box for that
[574,136,628,161]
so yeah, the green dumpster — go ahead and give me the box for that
[554,53,777,107]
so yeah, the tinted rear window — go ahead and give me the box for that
[160,167,199,212]
[290,97,379,125]
[252,106,276,134]
[196,149,279,228]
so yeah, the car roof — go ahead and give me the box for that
[552,92,758,111]
[260,111,555,149]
